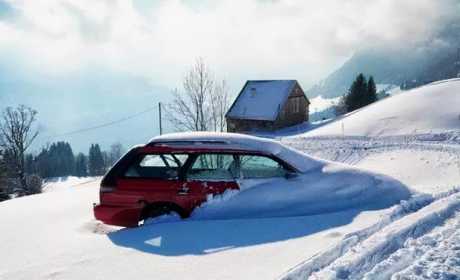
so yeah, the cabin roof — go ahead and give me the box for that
[226,80,299,121]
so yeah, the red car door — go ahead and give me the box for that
[113,153,189,207]
[181,153,240,208]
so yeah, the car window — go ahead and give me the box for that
[139,154,168,167]
[187,154,237,181]
[239,155,286,178]
[125,154,188,179]
[172,154,188,165]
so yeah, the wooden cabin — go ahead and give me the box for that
[226,80,310,132]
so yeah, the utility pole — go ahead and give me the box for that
[456,48,460,78]
[158,102,163,135]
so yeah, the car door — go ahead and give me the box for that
[237,154,293,190]
[182,153,240,206]
[115,153,187,204]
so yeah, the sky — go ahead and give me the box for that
[0,0,459,152]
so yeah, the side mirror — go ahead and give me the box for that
[284,171,298,179]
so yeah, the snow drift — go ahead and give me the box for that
[191,161,411,220]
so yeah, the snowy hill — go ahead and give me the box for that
[305,79,460,137]
[279,78,460,279]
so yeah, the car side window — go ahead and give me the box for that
[125,154,187,179]
[239,155,286,178]
[187,154,237,181]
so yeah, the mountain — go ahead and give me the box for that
[307,23,460,98]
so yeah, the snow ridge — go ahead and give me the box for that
[280,188,460,280]
[364,210,460,279]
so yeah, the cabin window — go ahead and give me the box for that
[290,97,302,113]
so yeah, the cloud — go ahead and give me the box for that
[0,0,458,89]
[0,0,458,152]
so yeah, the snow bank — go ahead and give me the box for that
[305,78,460,137]
[43,176,99,192]
[191,161,411,220]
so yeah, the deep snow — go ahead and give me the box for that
[191,165,410,220]
[2,78,460,279]
[0,179,392,280]
[278,79,460,279]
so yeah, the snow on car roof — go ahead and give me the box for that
[148,132,322,172]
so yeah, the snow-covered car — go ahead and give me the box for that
[94,132,411,227]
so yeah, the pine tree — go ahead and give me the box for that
[88,144,105,176]
[63,142,75,176]
[366,76,378,105]
[36,147,51,178]
[75,153,88,177]
[344,73,379,112]
[345,73,367,112]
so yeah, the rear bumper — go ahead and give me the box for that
[93,203,143,228]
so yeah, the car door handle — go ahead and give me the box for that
[177,185,190,195]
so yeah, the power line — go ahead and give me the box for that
[42,106,157,140]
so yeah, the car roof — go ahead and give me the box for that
[147,132,323,173]
[148,132,279,152]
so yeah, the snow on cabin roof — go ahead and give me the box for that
[148,132,323,173]
[226,80,298,121]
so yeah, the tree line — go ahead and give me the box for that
[25,142,125,179]
[0,105,125,202]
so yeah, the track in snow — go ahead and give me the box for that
[365,210,460,280]
[280,191,460,280]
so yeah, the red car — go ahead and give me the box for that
[93,132,301,227]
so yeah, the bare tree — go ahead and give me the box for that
[0,151,8,200]
[0,105,39,194]
[167,58,231,132]
[211,80,231,132]
[108,142,125,167]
